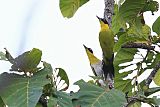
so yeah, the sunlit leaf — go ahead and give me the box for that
[59,0,89,18]
[152,16,160,35]
[153,69,160,86]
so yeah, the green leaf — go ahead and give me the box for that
[73,80,127,107]
[56,91,73,107]
[152,96,160,106]
[152,16,160,35]
[0,97,5,107]
[128,101,141,107]
[145,51,155,63]
[112,4,127,34]
[0,51,7,61]
[145,53,160,70]
[144,87,160,96]
[48,96,57,107]
[115,79,133,94]
[10,48,42,73]
[148,96,160,106]
[59,0,89,18]
[153,69,160,86]
[48,91,73,107]
[56,68,69,86]
[0,66,52,107]
[114,48,138,68]
[142,1,159,13]
[55,68,69,91]
[127,24,150,41]
[118,0,146,22]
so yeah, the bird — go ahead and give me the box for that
[97,16,115,88]
[83,45,106,86]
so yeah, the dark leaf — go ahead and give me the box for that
[0,65,52,107]
[73,80,127,107]
[10,48,42,73]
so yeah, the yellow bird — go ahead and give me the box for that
[97,16,114,88]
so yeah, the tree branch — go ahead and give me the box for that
[122,42,155,50]
[104,0,115,27]
[145,62,160,86]
[124,97,141,107]
[124,96,154,107]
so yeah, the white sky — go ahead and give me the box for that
[0,0,160,103]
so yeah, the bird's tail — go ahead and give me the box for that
[102,54,114,89]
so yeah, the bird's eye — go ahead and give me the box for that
[88,48,93,53]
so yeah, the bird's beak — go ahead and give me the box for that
[96,16,103,21]
[96,16,100,19]
[83,44,87,49]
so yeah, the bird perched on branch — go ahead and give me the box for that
[97,16,115,88]
[83,45,105,86]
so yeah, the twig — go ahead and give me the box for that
[104,0,115,27]
[145,62,160,86]
[125,97,140,107]
[122,43,155,50]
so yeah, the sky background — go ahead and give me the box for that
[0,0,160,97]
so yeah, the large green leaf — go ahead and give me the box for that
[0,66,52,107]
[10,48,42,73]
[152,16,160,35]
[114,48,138,68]
[118,0,146,22]
[114,49,137,93]
[59,0,89,18]
[73,80,127,107]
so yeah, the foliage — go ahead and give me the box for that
[73,80,127,107]
[0,0,160,107]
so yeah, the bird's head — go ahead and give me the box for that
[83,44,100,64]
[83,44,93,54]
[96,16,109,31]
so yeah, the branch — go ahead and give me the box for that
[145,62,160,86]
[124,96,154,107]
[104,0,115,27]
[124,97,141,107]
[122,42,155,50]
[103,0,115,89]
